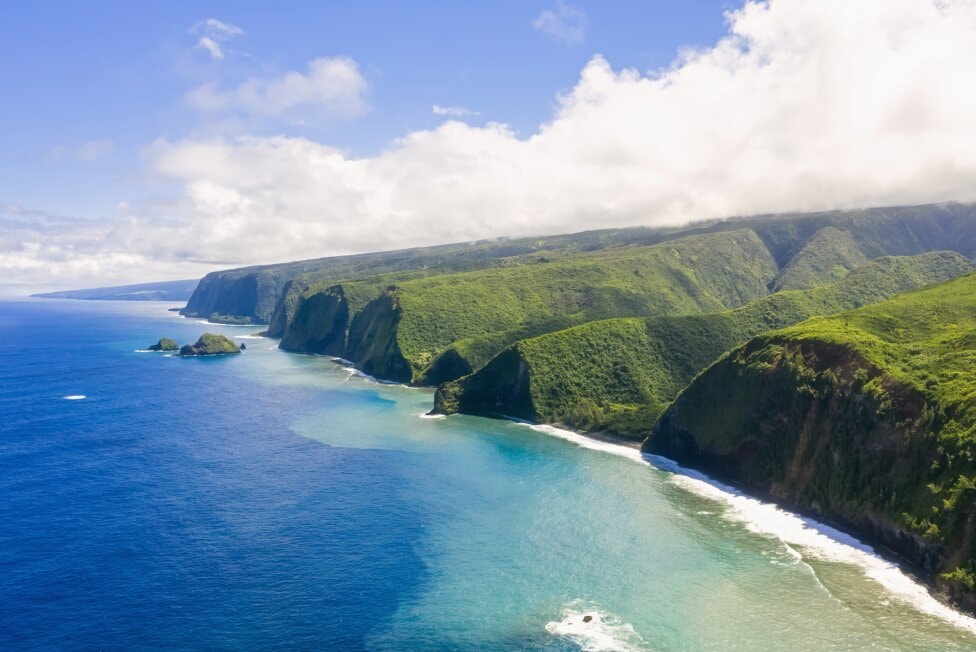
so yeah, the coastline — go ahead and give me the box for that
[251,318,976,629]
[511,419,976,633]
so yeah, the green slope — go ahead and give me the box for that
[645,271,976,608]
[434,252,973,438]
[182,221,727,325]
[771,226,868,291]
[280,228,779,383]
[185,203,976,326]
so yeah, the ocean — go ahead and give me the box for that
[2,298,975,650]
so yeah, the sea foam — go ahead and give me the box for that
[524,423,976,635]
[545,601,647,652]
[62,395,86,400]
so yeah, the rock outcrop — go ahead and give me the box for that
[147,337,179,351]
[178,333,241,356]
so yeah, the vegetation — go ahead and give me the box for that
[178,333,241,356]
[645,272,976,607]
[185,202,976,325]
[280,229,782,382]
[147,337,179,351]
[182,221,709,324]
[436,252,972,439]
[770,226,867,291]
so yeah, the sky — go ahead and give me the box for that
[3,0,976,293]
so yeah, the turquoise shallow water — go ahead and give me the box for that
[3,299,976,650]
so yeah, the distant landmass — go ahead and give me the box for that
[33,279,199,302]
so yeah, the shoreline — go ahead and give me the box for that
[522,420,976,633]
[253,322,976,629]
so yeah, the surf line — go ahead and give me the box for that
[521,422,976,636]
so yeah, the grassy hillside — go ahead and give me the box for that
[280,229,780,383]
[185,203,976,326]
[771,227,868,291]
[181,222,724,324]
[645,272,976,608]
[434,252,973,438]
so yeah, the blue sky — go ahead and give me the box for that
[1,1,731,220]
[4,0,976,292]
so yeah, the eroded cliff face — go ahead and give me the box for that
[182,273,262,323]
[344,288,412,384]
[264,279,308,338]
[278,285,350,356]
[433,346,534,419]
[645,336,976,609]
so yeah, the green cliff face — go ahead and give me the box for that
[277,285,351,356]
[180,222,704,326]
[644,273,976,608]
[178,333,241,356]
[344,288,412,383]
[181,272,268,324]
[284,228,780,383]
[264,278,309,338]
[435,252,973,438]
[187,203,976,330]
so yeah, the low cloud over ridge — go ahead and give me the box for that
[7,0,976,289]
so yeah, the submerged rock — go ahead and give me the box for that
[147,337,179,351]
[179,333,241,357]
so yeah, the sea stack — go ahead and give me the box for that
[178,333,241,357]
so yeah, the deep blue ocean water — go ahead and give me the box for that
[2,298,976,651]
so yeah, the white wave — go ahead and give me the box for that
[545,602,647,652]
[526,424,644,461]
[329,358,418,389]
[418,411,446,420]
[63,395,86,400]
[522,422,976,634]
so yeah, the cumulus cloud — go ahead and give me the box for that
[186,56,368,117]
[0,204,216,292]
[191,18,244,61]
[7,0,976,289]
[533,1,587,44]
[432,104,479,117]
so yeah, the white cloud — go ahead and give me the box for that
[7,0,976,288]
[432,104,479,117]
[533,1,586,44]
[191,18,244,61]
[48,139,115,162]
[186,56,368,117]
[197,36,224,61]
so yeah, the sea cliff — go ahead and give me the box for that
[644,273,976,608]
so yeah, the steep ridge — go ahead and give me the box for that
[186,203,976,326]
[280,229,780,383]
[181,223,719,324]
[434,252,974,438]
[771,227,868,291]
[644,273,976,609]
